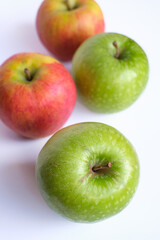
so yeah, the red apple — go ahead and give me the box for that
[36,0,105,61]
[0,53,76,138]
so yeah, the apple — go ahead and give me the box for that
[0,53,76,138]
[36,122,139,222]
[72,32,149,113]
[36,0,105,61]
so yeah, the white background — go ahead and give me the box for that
[0,0,159,239]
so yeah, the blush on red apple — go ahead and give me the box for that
[0,53,76,138]
[36,122,139,223]
[36,0,105,61]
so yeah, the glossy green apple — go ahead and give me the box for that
[72,33,149,113]
[36,122,139,222]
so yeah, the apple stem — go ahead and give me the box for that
[92,162,112,174]
[113,41,121,59]
[65,0,77,10]
[107,162,112,168]
[24,68,32,81]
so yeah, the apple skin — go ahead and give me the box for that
[36,122,139,223]
[0,53,76,138]
[36,0,105,61]
[72,32,149,113]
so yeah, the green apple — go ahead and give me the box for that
[72,33,149,113]
[36,122,139,222]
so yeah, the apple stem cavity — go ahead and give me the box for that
[113,41,121,59]
[92,162,112,175]
[65,0,77,10]
[24,68,32,81]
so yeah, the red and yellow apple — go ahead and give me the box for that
[0,53,76,138]
[36,0,105,61]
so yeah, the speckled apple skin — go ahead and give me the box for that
[0,53,76,138]
[36,122,139,223]
[72,33,149,113]
[36,0,105,61]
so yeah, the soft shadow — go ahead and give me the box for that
[73,100,95,116]
[0,160,67,224]
[0,120,40,142]
[64,61,72,74]
[0,120,23,141]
